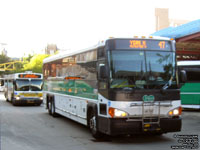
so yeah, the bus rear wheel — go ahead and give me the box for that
[50,100,58,117]
[5,93,9,102]
[48,100,52,115]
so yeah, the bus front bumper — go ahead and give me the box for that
[98,117,181,136]
[14,98,43,105]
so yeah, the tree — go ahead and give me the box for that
[26,54,34,62]
[23,54,49,73]
[0,54,10,64]
[0,54,11,76]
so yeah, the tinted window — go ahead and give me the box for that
[179,66,200,82]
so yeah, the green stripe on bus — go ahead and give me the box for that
[44,80,98,100]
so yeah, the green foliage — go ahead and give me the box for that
[9,62,24,74]
[26,54,34,62]
[0,54,10,64]
[0,54,10,76]
[1,53,50,75]
[23,54,49,73]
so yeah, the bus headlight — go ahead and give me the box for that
[40,97,43,100]
[16,96,20,100]
[109,107,128,118]
[168,107,182,116]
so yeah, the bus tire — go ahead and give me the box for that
[35,103,41,106]
[5,93,9,102]
[12,99,17,106]
[51,100,58,117]
[89,110,102,139]
[154,132,163,136]
[48,100,52,115]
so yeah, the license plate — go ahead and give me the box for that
[21,93,40,97]
[144,124,151,128]
[24,93,37,97]
[144,109,154,114]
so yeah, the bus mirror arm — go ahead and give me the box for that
[180,70,187,83]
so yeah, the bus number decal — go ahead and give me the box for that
[158,41,165,49]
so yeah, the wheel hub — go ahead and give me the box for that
[90,116,96,131]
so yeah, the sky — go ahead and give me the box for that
[0,0,199,58]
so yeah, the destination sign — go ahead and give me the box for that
[113,39,172,51]
[18,74,41,78]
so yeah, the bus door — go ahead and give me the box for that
[8,80,14,101]
[0,79,4,91]
[97,61,108,117]
[0,79,4,86]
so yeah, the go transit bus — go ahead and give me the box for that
[43,37,184,138]
[4,72,43,106]
[178,61,200,109]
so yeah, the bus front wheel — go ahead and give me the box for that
[89,111,102,138]
[12,99,17,106]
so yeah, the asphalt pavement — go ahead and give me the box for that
[0,92,199,150]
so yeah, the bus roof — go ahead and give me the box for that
[4,72,43,80]
[43,36,172,64]
[43,43,102,64]
[177,61,200,66]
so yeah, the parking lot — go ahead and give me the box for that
[0,93,199,150]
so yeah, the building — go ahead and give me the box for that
[45,44,58,55]
[1,48,7,56]
[0,43,7,56]
[155,8,170,31]
[155,8,190,31]
[152,19,200,60]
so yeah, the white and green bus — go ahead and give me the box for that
[43,37,184,138]
[4,72,43,106]
[178,61,200,109]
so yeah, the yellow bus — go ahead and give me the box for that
[4,72,43,106]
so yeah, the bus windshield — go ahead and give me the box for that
[109,50,177,89]
[30,79,43,91]
[15,79,43,91]
[15,79,30,91]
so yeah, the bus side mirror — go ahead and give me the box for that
[180,70,187,83]
[99,66,107,79]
